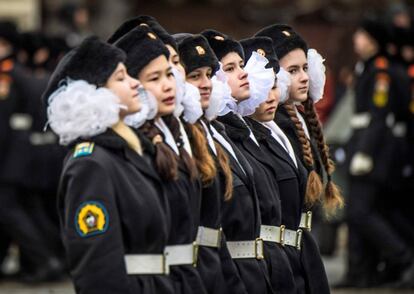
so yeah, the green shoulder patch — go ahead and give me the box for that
[73,142,95,158]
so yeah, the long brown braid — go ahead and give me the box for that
[186,122,217,186]
[214,141,233,201]
[163,114,199,181]
[139,120,179,181]
[302,98,344,214]
[283,102,323,206]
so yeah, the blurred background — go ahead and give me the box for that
[0,0,413,293]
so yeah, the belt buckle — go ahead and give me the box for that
[216,227,223,248]
[162,253,169,275]
[192,241,199,267]
[305,211,312,231]
[295,229,303,250]
[279,225,286,246]
[255,238,264,260]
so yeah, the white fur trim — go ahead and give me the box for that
[307,49,326,104]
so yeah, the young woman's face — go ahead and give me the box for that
[105,62,140,118]
[280,48,309,103]
[166,44,186,77]
[221,52,250,102]
[353,29,378,60]
[138,55,176,117]
[251,76,279,122]
[186,66,213,110]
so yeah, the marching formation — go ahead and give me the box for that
[40,15,345,294]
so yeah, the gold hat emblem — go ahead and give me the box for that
[147,32,157,40]
[195,46,206,55]
[257,48,266,57]
[282,30,291,37]
[214,35,225,41]
[139,23,149,27]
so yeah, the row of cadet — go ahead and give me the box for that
[43,15,341,294]
[0,21,72,283]
[334,12,414,290]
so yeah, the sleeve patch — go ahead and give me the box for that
[73,142,95,158]
[75,201,109,237]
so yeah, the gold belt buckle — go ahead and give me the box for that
[279,225,286,246]
[305,211,312,231]
[192,241,199,267]
[295,229,303,250]
[162,253,169,275]
[255,238,264,260]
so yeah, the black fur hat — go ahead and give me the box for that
[114,25,170,78]
[172,32,193,45]
[239,36,279,73]
[177,34,220,75]
[200,29,245,61]
[42,36,125,105]
[107,15,178,52]
[0,21,20,50]
[359,17,388,48]
[255,24,308,60]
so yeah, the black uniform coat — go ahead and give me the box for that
[57,129,174,294]
[346,54,411,183]
[210,120,273,294]
[157,124,207,294]
[218,113,296,294]
[274,109,331,294]
[195,120,228,294]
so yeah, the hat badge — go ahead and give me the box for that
[147,32,157,40]
[257,48,266,57]
[214,35,225,41]
[139,23,149,27]
[195,46,206,55]
[282,30,291,37]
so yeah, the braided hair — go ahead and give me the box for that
[283,102,323,206]
[302,98,343,214]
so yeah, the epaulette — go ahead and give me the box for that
[73,142,95,158]
[374,56,388,70]
[0,59,14,73]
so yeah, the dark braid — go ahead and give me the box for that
[163,115,199,180]
[139,120,178,181]
[302,98,343,214]
[214,141,233,201]
[283,102,323,206]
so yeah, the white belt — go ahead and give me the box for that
[29,131,57,145]
[196,226,222,248]
[299,211,312,231]
[125,254,167,275]
[226,238,264,260]
[9,113,32,130]
[350,113,371,129]
[260,225,303,250]
[164,242,198,267]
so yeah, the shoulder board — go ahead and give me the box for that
[374,57,388,70]
[0,59,14,73]
[73,142,95,158]
[408,65,414,79]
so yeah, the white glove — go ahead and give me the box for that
[350,152,373,176]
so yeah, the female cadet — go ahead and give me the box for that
[242,36,312,293]
[256,24,343,293]
[112,26,208,294]
[43,37,173,294]
[200,29,275,294]
[176,33,235,294]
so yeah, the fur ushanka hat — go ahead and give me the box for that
[42,36,125,105]
[239,36,280,73]
[255,24,308,60]
[114,25,170,78]
[107,15,178,52]
[200,29,245,61]
[177,34,220,75]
